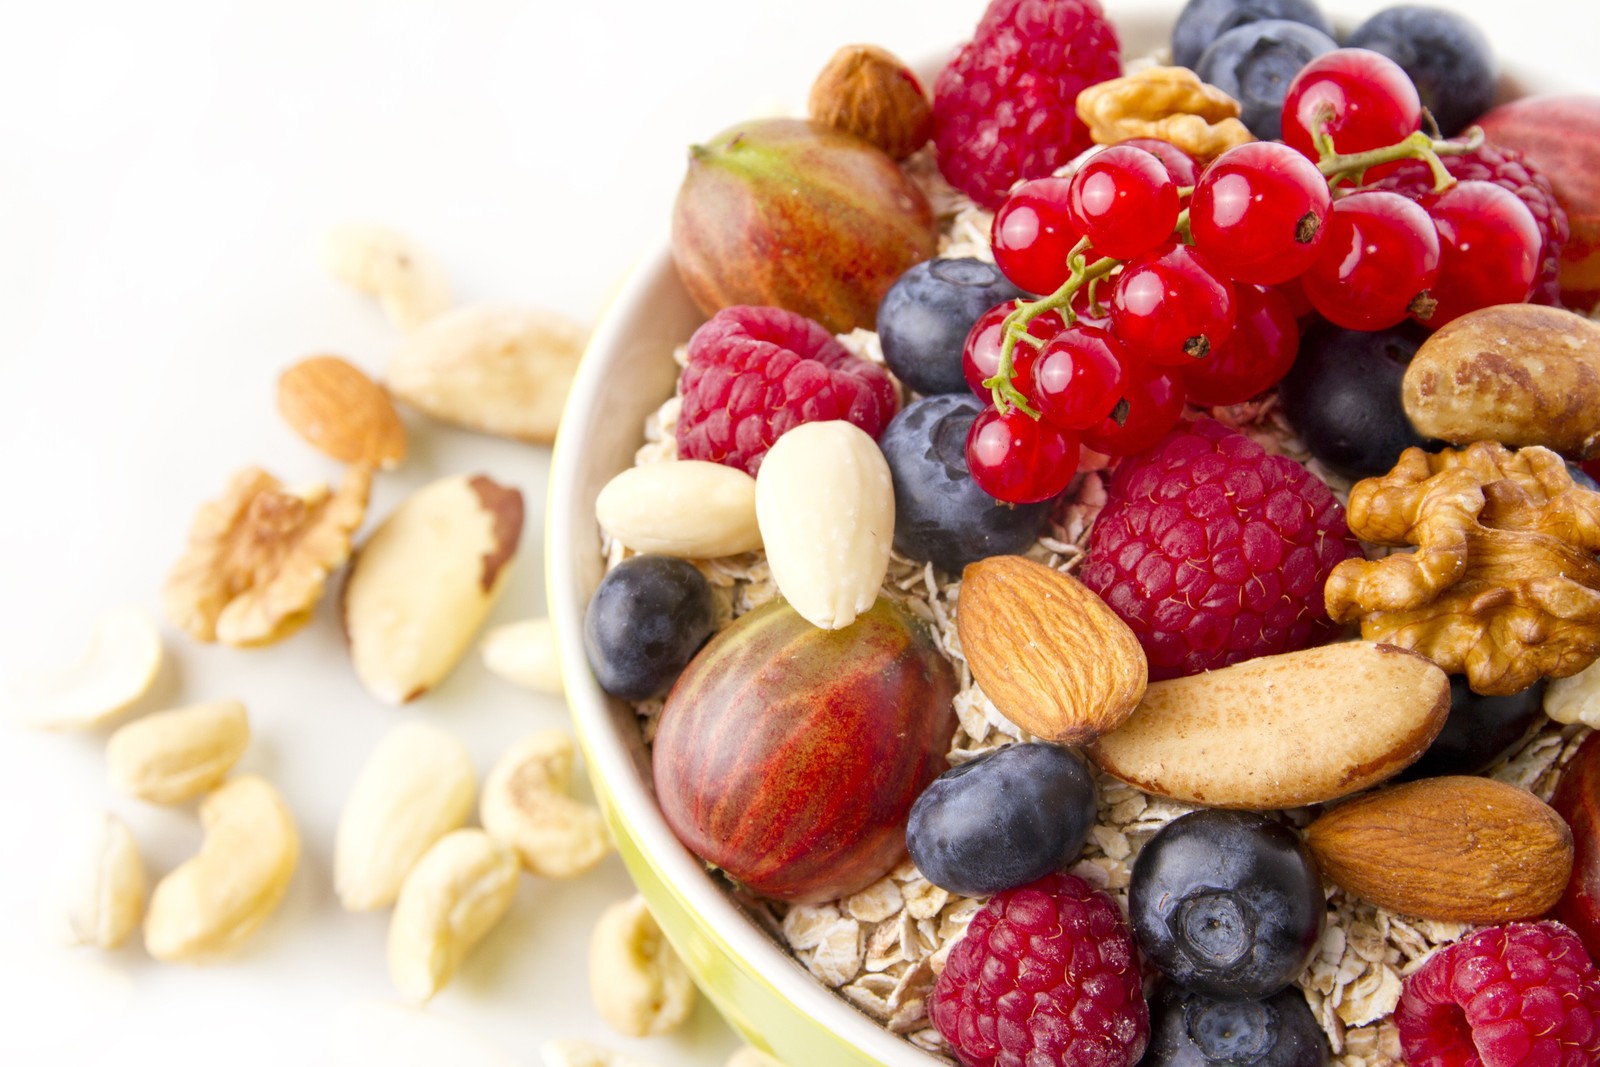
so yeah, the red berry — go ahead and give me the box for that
[1189,142,1332,285]
[991,177,1086,295]
[1066,145,1180,261]
[965,405,1080,504]
[1422,179,1543,327]
[1019,324,1128,430]
[1080,419,1362,679]
[961,303,1067,399]
[933,0,1121,209]
[1110,240,1237,367]
[1396,920,1600,1067]
[929,872,1150,1067]
[677,306,898,475]
[1079,360,1185,457]
[1301,190,1440,331]
[1181,284,1300,407]
[1115,137,1200,188]
[1281,48,1422,164]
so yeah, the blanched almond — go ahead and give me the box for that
[755,421,893,630]
[106,700,250,805]
[596,460,760,559]
[59,810,146,949]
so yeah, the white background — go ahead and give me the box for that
[0,1,1592,1065]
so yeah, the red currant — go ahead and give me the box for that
[1066,145,1180,261]
[1115,138,1200,189]
[1189,142,1331,285]
[991,177,1085,295]
[1281,49,1422,165]
[1422,179,1543,327]
[1080,361,1186,457]
[1181,284,1300,407]
[961,303,1067,399]
[1110,240,1237,367]
[965,406,1081,504]
[1301,190,1440,331]
[1017,325,1128,431]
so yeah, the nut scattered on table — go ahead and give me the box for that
[277,354,408,469]
[322,223,453,331]
[106,699,250,805]
[9,605,163,731]
[588,894,696,1038]
[755,420,894,630]
[1324,441,1600,694]
[809,43,933,161]
[595,460,762,559]
[1075,66,1254,161]
[958,555,1147,744]
[59,809,146,950]
[342,472,523,704]
[480,618,564,694]
[388,828,519,1003]
[479,729,609,879]
[335,721,477,912]
[164,463,372,647]
[144,775,300,963]
[1545,657,1600,728]
[388,303,588,444]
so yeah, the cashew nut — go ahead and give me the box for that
[143,775,300,962]
[387,829,519,1002]
[479,730,609,879]
[9,606,161,731]
[322,223,452,331]
[59,809,146,949]
[335,721,477,911]
[106,699,250,805]
[588,895,696,1038]
[480,619,564,694]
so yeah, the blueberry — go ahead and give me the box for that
[906,743,1098,897]
[1144,982,1330,1066]
[1196,20,1338,140]
[583,555,717,701]
[878,393,1051,572]
[1347,6,1496,137]
[1130,810,1324,1001]
[1278,319,1435,480]
[1399,676,1546,781]
[877,258,1024,396]
[1171,0,1334,71]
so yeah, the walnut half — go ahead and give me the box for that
[163,463,372,647]
[1075,66,1254,162]
[1324,442,1600,695]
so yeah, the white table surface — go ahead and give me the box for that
[0,1,1593,1064]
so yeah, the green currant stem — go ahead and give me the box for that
[984,246,1119,417]
[1316,125,1485,192]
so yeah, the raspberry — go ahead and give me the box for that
[675,306,897,476]
[1396,921,1600,1067]
[932,0,1121,210]
[929,872,1149,1067]
[1079,419,1361,680]
[1369,140,1571,306]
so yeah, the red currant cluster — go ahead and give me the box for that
[960,48,1544,506]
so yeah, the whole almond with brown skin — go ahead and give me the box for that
[809,44,933,161]
[278,355,407,468]
[1306,776,1574,923]
[957,556,1146,743]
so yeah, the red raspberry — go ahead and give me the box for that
[676,306,897,476]
[930,872,1148,1067]
[1396,921,1600,1067]
[1079,419,1360,680]
[932,0,1121,210]
[1369,140,1571,306]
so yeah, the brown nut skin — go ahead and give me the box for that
[1402,303,1600,459]
[1306,776,1574,924]
[809,44,932,161]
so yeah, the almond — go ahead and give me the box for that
[1088,642,1450,808]
[957,556,1146,743]
[808,44,932,161]
[277,355,407,469]
[1305,776,1574,923]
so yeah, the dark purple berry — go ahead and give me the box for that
[584,555,716,701]
[1399,676,1546,781]
[877,258,1025,396]
[1144,982,1330,1066]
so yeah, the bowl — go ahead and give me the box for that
[546,8,1568,1066]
